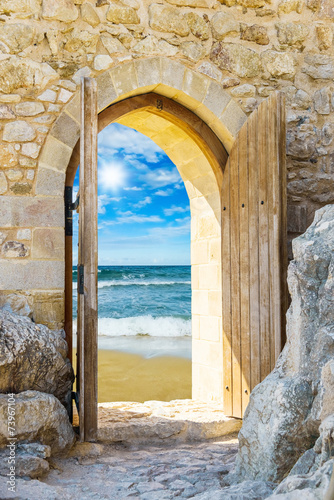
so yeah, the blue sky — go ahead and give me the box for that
[73,123,190,266]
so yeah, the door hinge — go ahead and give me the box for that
[78,264,84,294]
[65,186,80,236]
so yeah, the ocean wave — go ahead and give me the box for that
[72,280,191,289]
[73,315,191,337]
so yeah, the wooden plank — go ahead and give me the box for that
[258,98,271,381]
[222,158,232,415]
[238,121,250,414]
[247,109,261,392]
[79,77,98,442]
[267,93,281,369]
[230,142,242,418]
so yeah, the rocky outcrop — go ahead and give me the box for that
[0,391,75,455]
[0,309,74,406]
[233,204,334,483]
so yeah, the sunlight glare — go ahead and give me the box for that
[99,161,126,190]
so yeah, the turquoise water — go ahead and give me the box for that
[73,266,191,341]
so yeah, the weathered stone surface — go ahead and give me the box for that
[233,204,334,482]
[0,443,50,478]
[302,54,334,79]
[237,0,266,7]
[166,0,216,6]
[0,0,41,15]
[0,57,58,94]
[186,12,209,40]
[316,25,333,51]
[0,172,7,194]
[3,121,36,142]
[314,87,330,114]
[15,102,45,116]
[293,89,311,109]
[2,241,29,257]
[278,0,303,13]
[101,34,126,55]
[98,400,242,444]
[211,42,261,78]
[0,196,64,228]
[81,2,100,27]
[0,391,75,455]
[10,182,32,195]
[6,168,23,181]
[210,12,240,40]
[209,481,275,499]
[0,310,73,405]
[276,22,310,47]
[231,84,256,97]
[93,54,113,71]
[262,50,296,79]
[106,1,139,24]
[240,24,269,45]
[181,41,206,62]
[197,61,222,81]
[287,125,316,159]
[149,4,189,36]
[222,77,241,88]
[21,143,41,159]
[32,227,64,260]
[64,29,99,53]
[0,24,35,54]
[0,144,16,168]
[0,104,15,119]
[319,0,334,18]
[133,35,178,56]
[42,0,78,22]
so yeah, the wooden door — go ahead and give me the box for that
[77,77,98,441]
[222,92,287,418]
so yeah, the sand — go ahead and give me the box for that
[73,348,192,403]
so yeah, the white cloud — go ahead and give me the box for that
[142,168,180,188]
[98,194,122,214]
[155,188,174,197]
[164,205,190,216]
[99,211,163,225]
[123,186,142,191]
[133,196,152,209]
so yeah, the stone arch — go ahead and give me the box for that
[36,57,247,402]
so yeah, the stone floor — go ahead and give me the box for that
[2,436,240,499]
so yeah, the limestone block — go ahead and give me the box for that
[262,50,296,79]
[220,99,247,137]
[149,4,190,37]
[197,61,222,82]
[314,87,330,114]
[210,12,240,40]
[0,104,15,119]
[110,61,138,96]
[161,58,185,92]
[101,35,126,55]
[42,0,79,22]
[316,25,333,51]
[0,260,64,290]
[0,172,7,194]
[31,291,65,330]
[10,182,32,195]
[306,0,320,9]
[6,168,24,181]
[293,89,311,109]
[57,88,73,103]
[222,77,241,88]
[32,228,64,260]
[133,35,178,56]
[0,0,41,15]
[199,316,220,342]
[106,2,139,24]
[166,0,217,5]
[17,229,32,240]
[276,22,309,47]
[94,55,113,71]
[38,89,57,103]
[181,41,206,62]
[191,240,208,265]
[96,70,117,112]
[242,97,258,113]
[21,142,41,159]
[0,196,64,228]
[231,84,256,97]
[2,240,29,257]
[135,57,162,89]
[15,102,45,116]
[81,2,100,27]
[319,0,334,17]
[3,121,36,142]
[199,264,220,290]
[211,42,261,78]
[39,134,73,171]
[0,57,58,94]
[201,80,231,120]
[192,339,221,366]
[237,0,266,7]
[302,53,334,79]
[64,29,99,53]
[0,391,75,455]
[0,24,35,54]
[183,69,209,104]
[186,12,210,40]
[0,94,20,103]
[35,168,65,196]
[278,0,303,13]
[50,112,80,149]
[240,24,269,45]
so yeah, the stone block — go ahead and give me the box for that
[287,205,308,233]
[203,81,231,118]
[6,169,23,181]
[0,196,64,228]
[149,3,189,36]
[211,42,261,78]
[0,260,64,290]
[191,240,209,265]
[101,35,126,55]
[220,100,247,138]
[21,143,41,159]
[3,120,36,142]
[38,135,72,172]
[65,92,80,124]
[182,69,209,104]
[81,2,100,27]
[31,290,65,330]
[0,105,15,119]
[135,57,162,89]
[96,70,118,112]
[199,315,220,342]
[161,59,185,93]
[17,229,31,240]
[192,290,209,315]
[0,172,7,194]
[208,290,222,317]
[106,2,139,24]
[32,228,64,260]
[0,144,17,169]
[50,112,80,149]
[10,182,32,195]
[199,264,220,290]
[210,12,240,40]
[192,338,222,366]
[94,55,113,72]
[42,0,79,22]
[180,41,206,63]
[35,167,65,196]
[2,240,29,258]
[15,102,45,116]
[110,61,138,97]
[192,363,223,401]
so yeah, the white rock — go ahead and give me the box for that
[93,55,113,71]
[15,102,45,116]
[57,88,73,103]
[38,89,57,103]
[3,121,36,142]
[21,142,41,159]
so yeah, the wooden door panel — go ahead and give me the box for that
[222,92,287,418]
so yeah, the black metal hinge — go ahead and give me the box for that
[78,264,84,294]
[65,186,80,236]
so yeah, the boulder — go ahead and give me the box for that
[0,391,75,455]
[210,42,261,78]
[0,309,74,406]
[233,204,334,483]
[0,442,51,478]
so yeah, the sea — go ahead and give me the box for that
[72,265,192,359]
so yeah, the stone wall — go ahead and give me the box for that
[0,0,333,327]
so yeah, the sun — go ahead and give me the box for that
[98,161,127,190]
